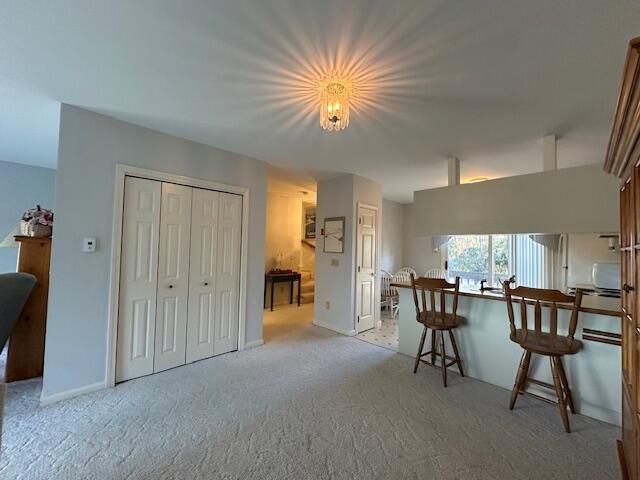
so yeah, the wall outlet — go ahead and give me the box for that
[325,301,330,310]
[331,258,339,267]
[83,237,97,253]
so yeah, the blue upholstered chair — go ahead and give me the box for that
[0,272,37,448]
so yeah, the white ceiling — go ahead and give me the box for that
[1,1,639,202]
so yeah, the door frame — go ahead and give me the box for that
[354,202,379,332]
[105,164,250,388]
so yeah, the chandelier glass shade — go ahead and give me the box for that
[320,78,350,131]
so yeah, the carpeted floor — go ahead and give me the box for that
[0,304,620,479]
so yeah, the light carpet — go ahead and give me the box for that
[0,304,619,479]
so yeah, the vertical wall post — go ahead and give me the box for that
[543,134,557,172]
[448,157,460,186]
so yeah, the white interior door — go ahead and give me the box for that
[154,182,193,373]
[356,206,376,333]
[214,193,242,355]
[186,188,219,363]
[116,177,161,382]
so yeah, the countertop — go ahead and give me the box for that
[391,283,622,318]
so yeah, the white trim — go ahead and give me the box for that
[105,164,250,388]
[244,339,264,349]
[40,381,106,406]
[313,320,357,336]
[354,202,379,333]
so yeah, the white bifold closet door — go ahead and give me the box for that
[153,182,192,373]
[186,188,219,363]
[117,177,242,383]
[116,177,161,383]
[212,192,242,355]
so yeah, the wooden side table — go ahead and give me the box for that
[264,272,301,311]
[5,236,51,382]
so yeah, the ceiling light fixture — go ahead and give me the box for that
[320,76,350,131]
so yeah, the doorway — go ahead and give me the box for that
[356,204,377,333]
[262,172,317,340]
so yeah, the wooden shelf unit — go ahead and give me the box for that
[604,36,640,480]
[5,236,51,382]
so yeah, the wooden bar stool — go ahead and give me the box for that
[504,283,583,433]
[410,274,465,387]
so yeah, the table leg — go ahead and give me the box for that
[297,277,301,306]
[270,279,274,311]
[290,279,293,304]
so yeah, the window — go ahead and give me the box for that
[444,234,549,288]
[446,235,489,286]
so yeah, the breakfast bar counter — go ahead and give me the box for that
[392,283,622,425]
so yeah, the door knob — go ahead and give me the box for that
[168,284,174,289]
[204,282,209,286]
[624,283,635,293]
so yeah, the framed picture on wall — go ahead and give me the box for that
[323,217,345,253]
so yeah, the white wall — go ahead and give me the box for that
[402,203,442,276]
[265,193,303,271]
[380,199,404,274]
[413,164,619,235]
[314,174,382,335]
[0,161,56,272]
[314,175,355,334]
[43,105,268,401]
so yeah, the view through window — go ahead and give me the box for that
[445,234,547,288]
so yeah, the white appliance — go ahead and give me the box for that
[592,262,621,290]
[563,234,620,289]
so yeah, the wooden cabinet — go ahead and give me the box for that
[604,36,640,480]
[5,236,51,382]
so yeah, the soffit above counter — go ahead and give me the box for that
[412,164,619,236]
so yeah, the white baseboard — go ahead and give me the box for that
[40,381,106,406]
[244,339,264,349]
[312,320,356,336]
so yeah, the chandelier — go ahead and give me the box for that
[320,77,350,131]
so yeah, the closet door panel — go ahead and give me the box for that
[154,183,192,373]
[116,177,161,382]
[186,188,219,362]
[214,193,242,355]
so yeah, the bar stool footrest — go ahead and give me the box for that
[525,377,556,391]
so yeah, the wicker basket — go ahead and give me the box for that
[20,220,52,238]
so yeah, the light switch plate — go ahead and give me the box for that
[83,237,97,253]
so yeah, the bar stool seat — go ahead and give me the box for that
[510,329,582,356]
[418,311,465,330]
